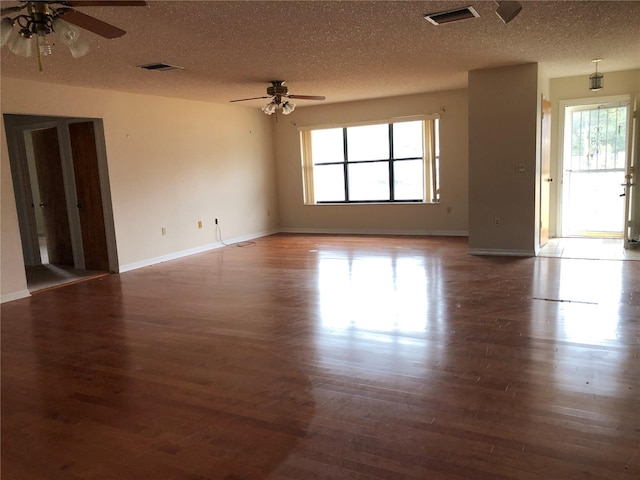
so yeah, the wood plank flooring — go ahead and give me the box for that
[26,264,109,293]
[539,237,640,261]
[2,234,639,479]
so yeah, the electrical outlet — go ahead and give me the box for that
[215,218,218,225]
[161,227,167,235]
[198,220,203,229]
[494,217,501,227]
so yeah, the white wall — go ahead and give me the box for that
[273,89,469,235]
[468,63,540,255]
[1,78,278,301]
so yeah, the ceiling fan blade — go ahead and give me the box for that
[288,95,326,101]
[1,5,26,15]
[64,1,147,6]
[58,9,125,39]
[230,96,270,103]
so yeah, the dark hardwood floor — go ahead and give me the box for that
[2,234,639,479]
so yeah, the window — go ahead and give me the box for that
[300,117,440,204]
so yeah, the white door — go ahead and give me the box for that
[562,102,629,237]
[624,102,639,244]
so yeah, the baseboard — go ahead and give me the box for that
[468,248,535,257]
[1,289,31,304]
[279,227,468,237]
[118,229,278,273]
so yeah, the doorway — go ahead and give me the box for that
[4,114,118,292]
[560,99,630,238]
[29,126,75,267]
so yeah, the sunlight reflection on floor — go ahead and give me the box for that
[316,251,436,334]
[532,257,626,347]
[540,237,640,260]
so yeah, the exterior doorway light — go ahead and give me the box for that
[589,59,604,92]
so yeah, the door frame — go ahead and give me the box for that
[540,97,552,247]
[5,118,76,266]
[4,114,119,272]
[624,95,639,245]
[556,94,632,238]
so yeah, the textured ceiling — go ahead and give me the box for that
[1,1,639,108]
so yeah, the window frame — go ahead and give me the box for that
[299,114,440,205]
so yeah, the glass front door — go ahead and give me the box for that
[562,103,628,237]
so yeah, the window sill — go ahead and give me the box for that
[306,201,440,206]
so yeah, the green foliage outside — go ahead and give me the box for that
[570,106,627,171]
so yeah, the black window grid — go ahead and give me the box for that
[314,124,425,203]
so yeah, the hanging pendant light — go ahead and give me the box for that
[589,59,603,92]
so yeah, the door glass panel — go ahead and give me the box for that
[564,170,625,235]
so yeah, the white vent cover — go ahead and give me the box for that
[137,63,184,71]
[424,6,480,25]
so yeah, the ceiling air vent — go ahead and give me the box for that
[424,6,480,25]
[137,63,184,72]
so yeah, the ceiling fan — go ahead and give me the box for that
[0,1,146,68]
[231,81,326,115]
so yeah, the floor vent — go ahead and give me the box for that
[137,63,184,71]
[424,6,480,25]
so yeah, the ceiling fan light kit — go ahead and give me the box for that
[52,17,89,58]
[261,101,278,115]
[281,101,296,115]
[232,80,325,116]
[261,97,296,116]
[262,100,296,116]
[0,1,146,69]
[1,17,15,46]
[5,25,32,57]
